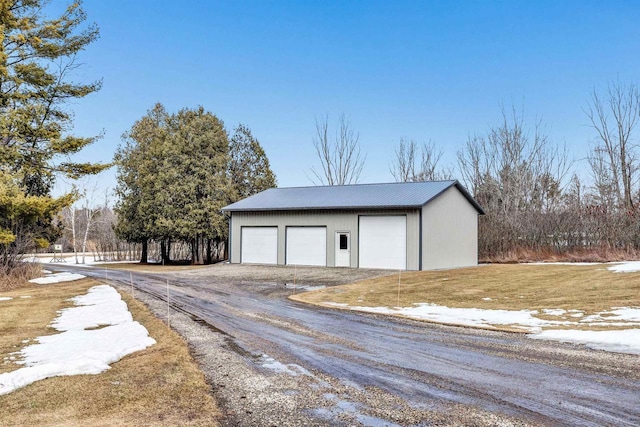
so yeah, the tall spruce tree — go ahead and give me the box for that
[114,104,170,263]
[0,0,107,193]
[0,1,106,266]
[162,107,230,264]
[229,124,277,199]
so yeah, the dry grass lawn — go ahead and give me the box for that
[0,279,221,426]
[291,264,640,330]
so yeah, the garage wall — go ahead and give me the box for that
[421,186,479,269]
[229,209,420,269]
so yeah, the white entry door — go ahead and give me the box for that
[335,232,350,267]
[286,227,327,266]
[241,227,278,264]
[359,216,406,269]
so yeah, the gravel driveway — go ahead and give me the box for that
[56,263,640,426]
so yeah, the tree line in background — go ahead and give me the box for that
[319,81,640,261]
[3,1,640,271]
[111,80,640,264]
[113,103,276,265]
[455,82,640,261]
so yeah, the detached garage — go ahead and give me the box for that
[222,180,484,270]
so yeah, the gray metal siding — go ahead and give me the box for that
[229,209,420,270]
[421,186,479,269]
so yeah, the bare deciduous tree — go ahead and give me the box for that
[310,114,366,185]
[456,105,571,257]
[60,180,102,264]
[61,204,78,262]
[586,80,640,210]
[390,138,446,182]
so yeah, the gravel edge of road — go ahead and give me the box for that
[114,279,539,427]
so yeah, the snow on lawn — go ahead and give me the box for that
[29,272,86,284]
[51,286,134,331]
[607,261,640,273]
[23,255,139,265]
[530,329,640,355]
[323,303,640,355]
[582,307,640,323]
[325,303,571,331]
[0,285,156,396]
[0,297,12,301]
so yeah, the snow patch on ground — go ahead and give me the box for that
[325,302,640,355]
[25,254,139,265]
[331,303,571,331]
[0,285,155,396]
[530,329,640,355]
[542,309,567,316]
[51,286,134,331]
[29,272,86,284]
[607,261,640,273]
[582,307,640,323]
[0,297,12,301]
[424,305,562,330]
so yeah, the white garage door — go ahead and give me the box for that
[241,227,277,264]
[286,227,327,266]
[359,216,406,270]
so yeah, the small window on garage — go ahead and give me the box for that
[339,234,348,250]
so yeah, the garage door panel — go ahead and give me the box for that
[286,227,326,266]
[241,227,277,264]
[359,216,406,270]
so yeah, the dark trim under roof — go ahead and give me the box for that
[222,180,485,215]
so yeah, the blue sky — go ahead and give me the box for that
[60,0,640,196]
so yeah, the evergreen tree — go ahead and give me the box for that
[0,0,107,194]
[114,104,169,263]
[161,107,230,264]
[0,1,106,265]
[115,105,236,264]
[115,107,278,264]
[0,171,72,269]
[229,124,277,199]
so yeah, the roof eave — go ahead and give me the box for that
[222,204,424,213]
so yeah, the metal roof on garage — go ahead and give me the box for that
[222,180,484,214]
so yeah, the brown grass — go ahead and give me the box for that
[0,262,42,292]
[0,279,221,426]
[481,246,640,264]
[291,264,640,331]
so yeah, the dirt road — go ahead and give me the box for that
[53,263,640,426]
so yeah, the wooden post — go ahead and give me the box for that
[397,269,401,307]
[293,265,297,293]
